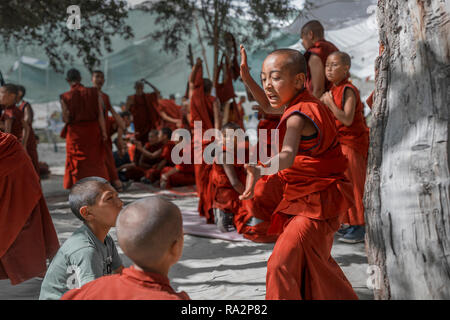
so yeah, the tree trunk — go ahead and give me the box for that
[365,0,450,299]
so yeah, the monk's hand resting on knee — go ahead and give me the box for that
[239,164,261,200]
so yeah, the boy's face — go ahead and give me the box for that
[148,132,159,144]
[301,30,314,50]
[158,130,169,141]
[92,72,105,89]
[88,184,123,228]
[0,87,17,106]
[325,54,349,83]
[261,54,305,109]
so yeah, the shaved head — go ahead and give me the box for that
[266,49,307,76]
[301,20,324,39]
[329,51,351,67]
[117,197,183,269]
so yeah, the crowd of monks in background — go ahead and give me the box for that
[0,19,379,299]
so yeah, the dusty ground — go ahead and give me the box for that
[0,143,374,300]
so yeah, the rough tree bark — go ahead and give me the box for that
[365,0,450,299]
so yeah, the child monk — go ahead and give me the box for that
[60,69,109,189]
[0,84,30,147]
[61,197,189,300]
[159,132,195,189]
[91,70,128,192]
[320,51,370,243]
[16,85,39,174]
[301,20,339,98]
[0,131,59,285]
[135,128,175,185]
[209,122,247,232]
[239,45,358,300]
[39,177,124,300]
[189,58,220,223]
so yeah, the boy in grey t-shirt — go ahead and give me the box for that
[39,177,124,300]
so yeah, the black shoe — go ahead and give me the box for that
[213,209,236,233]
[336,224,352,237]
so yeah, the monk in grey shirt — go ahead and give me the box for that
[39,177,124,300]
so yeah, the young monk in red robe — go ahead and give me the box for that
[321,52,370,243]
[60,69,109,189]
[159,132,195,189]
[135,128,175,185]
[208,122,248,232]
[301,20,339,98]
[0,131,60,284]
[240,45,358,300]
[62,197,189,300]
[91,70,128,192]
[0,84,30,147]
[189,58,220,223]
[157,97,183,131]
[16,85,39,174]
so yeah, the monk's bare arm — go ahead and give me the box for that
[60,98,70,123]
[109,106,126,131]
[97,100,108,141]
[223,163,245,194]
[21,119,30,147]
[213,98,221,130]
[136,142,162,160]
[309,55,325,98]
[222,100,231,126]
[321,89,356,127]
[23,104,32,126]
[125,96,133,112]
[156,159,167,171]
[4,118,13,134]
[240,45,282,115]
[160,111,181,125]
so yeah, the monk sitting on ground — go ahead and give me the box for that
[240,45,357,300]
[39,177,124,300]
[62,197,189,300]
[320,51,370,244]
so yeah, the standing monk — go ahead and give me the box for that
[240,45,357,300]
[321,52,369,243]
[0,131,60,284]
[91,70,128,192]
[189,58,220,223]
[16,85,39,175]
[301,20,339,98]
[157,97,183,131]
[60,69,109,189]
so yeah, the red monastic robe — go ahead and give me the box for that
[18,101,39,174]
[330,80,369,226]
[0,105,24,141]
[210,143,247,215]
[100,92,119,183]
[60,83,109,189]
[304,40,339,94]
[190,65,216,223]
[62,266,190,300]
[161,143,195,188]
[128,93,160,143]
[265,89,357,300]
[0,132,59,284]
[144,141,175,182]
[157,99,183,131]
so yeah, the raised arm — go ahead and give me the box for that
[240,45,283,115]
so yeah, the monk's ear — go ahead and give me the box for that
[79,206,92,221]
[295,73,306,90]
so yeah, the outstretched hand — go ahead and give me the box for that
[240,45,251,83]
[239,164,262,200]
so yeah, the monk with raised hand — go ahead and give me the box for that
[321,51,370,244]
[0,84,30,148]
[62,197,189,300]
[0,131,59,285]
[301,20,339,98]
[239,45,358,300]
[16,85,39,175]
[157,96,183,131]
[189,57,221,223]
[60,69,109,189]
